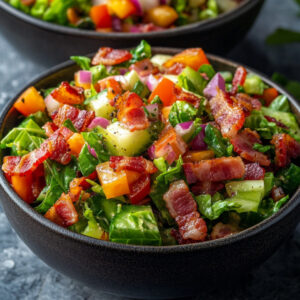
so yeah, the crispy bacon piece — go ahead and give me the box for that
[231,129,271,166]
[129,59,159,77]
[31,164,46,198]
[43,122,58,137]
[244,163,265,180]
[271,133,300,168]
[51,82,84,105]
[164,63,185,75]
[231,66,247,95]
[53,104,95,132]
[154,127,187,165]
[128,174,151,205]
[209,90,245,138]
[183,157,245,184]
[211,222,240,240]
[174,85,203,108]
[92,47,132,66]
[95,78,122,104]
[110,156,157,174]
[191,181,224,196]
[45,193,78,227]
[2,156,21,176]
[271,186,286,202]
[234,93,262,116]
[116,91,149,131]
[163,180,207,242]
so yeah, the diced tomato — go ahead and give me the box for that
[163,48,210,71]
[128,174,151,204]
[262,88,279,106]
[92,47,132,66]
[67,133,85,157]
[231,66,247,95]
[148,77,177,106]
[90,4,112,28]
[14,86,46,116]
[51,82,85,105]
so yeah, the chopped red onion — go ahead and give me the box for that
[175,121,195,142]
[112,16,122,32]
[77,71,92,84]
[119,68,128,75]
[88,117,110,129]
[130,0,143,15]
[88,145,97,158]
[146,74,159,91]
[130,25,142,33]
[145,103,159,120]
[148,145,155,160]
[203,73,225,99]
[190,124,207,151]
[44,94,60,116]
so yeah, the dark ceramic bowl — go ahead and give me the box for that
[0,48,299,299]
[0,0,265,67]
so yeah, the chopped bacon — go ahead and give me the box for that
[128,173,151,205]
[231,66,247,95]
[164,63,186,75]
[183,157,245,184]
[171,229,198,245]
[129,59,159,77]
[174,85,203,108]
[271,186,286,202]
[45,193,78,227]
[211,222,240,240]
[234,93,262,116]
[31,164,46,198]
[209,90,245,138]
[51,82,84,105]
[92,47,132,66]
[163,180,207,242]
[176,211,207,241]
[230,128,271,166]
[116,91,149,131]
[2,156,21,176]
[191,181,224,196]
[154,127,187,165]
[110,156,157,174]
[95,78,122,104]
[43,122,58,137]
[244,163,265,180]
[48,130,71,165]
[53,104,95,132]
[264,116,289,130]
[271,133,300,168]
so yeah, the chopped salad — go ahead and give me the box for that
[1,41,300,246]
[6,0,242,32]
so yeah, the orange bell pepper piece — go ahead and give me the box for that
[183,150,215,163]
[262,88,279,106]
[67,133,85,157]
[11,174,34,204]
[148,77,177,106]
[163,48,210,71]
[90,4,112,28]
[161,106,172,121]
[96,162,131,199]
[107,0,136,19]
[14,86,46,116]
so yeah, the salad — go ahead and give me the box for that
[1,41,300,246]
[6,0,242,32]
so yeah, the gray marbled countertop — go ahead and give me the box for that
[0,0,300,299]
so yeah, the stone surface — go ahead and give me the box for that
[0,0,299,299]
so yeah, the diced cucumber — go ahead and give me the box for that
[226,180,265,197]
[264,172,275,196]
[243,74,265,95]
[219,71,233,83]
[178,66,206,95]
[124,70,140,90]
[87,91,115,119]
[151,54,172,68]
[228,194,262,213]
[97,122,151,156]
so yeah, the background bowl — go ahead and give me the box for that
[0,0,265,67]
[0,48,299,299]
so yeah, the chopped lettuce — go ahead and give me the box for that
[78,144,98,176]
[71,56,91,70]
[169,101,198,127]
[130,40,152,64]
[276,163,300,194]
[268,95,291,112]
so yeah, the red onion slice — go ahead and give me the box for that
[88,117,110,129]
[190,124,207,151]
[77,71,92,84]
[203,73,226,99]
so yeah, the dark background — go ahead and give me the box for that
[0,0,299,299]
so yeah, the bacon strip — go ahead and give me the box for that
[271,133,300,168]
[174,85,203,108]
[230,128,271,167]
[53,104,95,132]
[92,47,132,66]
[234,93,262,116]
[116,91,149,131]
[110,156,157,174]
[51,82,85,105]
[43,122,58,137]
[183,157,245,184]
[244,163,265,180]
[129,59,159,77]
[209,90,245,138]
[163,180,207,242]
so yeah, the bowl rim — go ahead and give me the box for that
[0,0,263,39]
[0,46,299,254]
